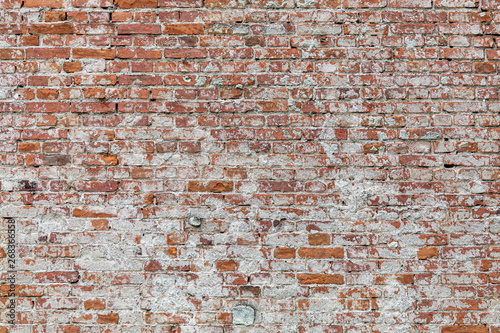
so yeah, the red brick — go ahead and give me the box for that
[84,299,106,310]
[164,49,207,59]
[71,0,113,6]
[474,62,496,73]
[20,35,39,46]
[74,74,117,85]
[274,247,296,259]
[216,260,237,271]
[19,142,40,153]
[25,0,64,7]
[343,0,386,6]
[26,48,70,59]
[159,0,202,6]
[30,23,74,34]
[204,0,244,7]
[389,0,431,7]
[115,0,157,8]
[26,155,71,166]
[63,62,82,73]
[418,247,439,259]
[441,326,488,333]
[73,181,119,192]
[145,260,162,272]
[225,168,247,179]
[117,48,162,59]
[298,247,344,259]
[73,207,117,218]
[73,48,115,59]
[0,49,24,60]
[308,233,331,245]
[187,180,233,193]
[117,24,162,34]
[0,0,22,8]
[164,23,204,35]
[35,271,79,283]
[297,274,344,284]
[44,11,67,21]
[96,313,119,324]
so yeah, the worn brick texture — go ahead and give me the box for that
[1,0,500,331]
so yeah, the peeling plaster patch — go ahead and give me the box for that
[299,38,320,51]
[321,142,339,163]
[304,76,316,86]
[82,60,106,72]
[195,76,207,85]
[330,171,397,218]
[38,213,68,235]
[211,77,223,86]
[378,277,414,325]
[484,294,500,325]
[405,36,420,50]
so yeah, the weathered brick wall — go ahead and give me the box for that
[1,0,500,331]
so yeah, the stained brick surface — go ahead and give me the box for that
[1,0,500,331]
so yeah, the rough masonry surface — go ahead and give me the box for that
[1,0,500,332]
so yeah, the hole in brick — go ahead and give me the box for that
[272,220,283,230]
[189,216,202,227]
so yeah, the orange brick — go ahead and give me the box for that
[418,247,439,259]
[441,326,488,333]
[164,23,204,35]
[308,233,330,245]
[298,247,344,259]
[115,0,157,8]
[73,48,116,59]
[187,181,233,193]
[297,274,344,285]
[216,260,237,271]
[84,299,106,310]
[274,247,296,259]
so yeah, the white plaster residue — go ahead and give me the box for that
[483,293,500,325]
[321,142,339,163]
[405,37,419,50]
[82,60,106,73]
[298,0,316,7]
[38,213,68,235]
[279,75,290,85]
[304,76,316,86]
[265,1,281,8]
[378,277,414,324]
[330,172,397,218]
[299,39,320,51]
[211,77,223,86]
[195,76,207,86]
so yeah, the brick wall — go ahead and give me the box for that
[1,0,500,331]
